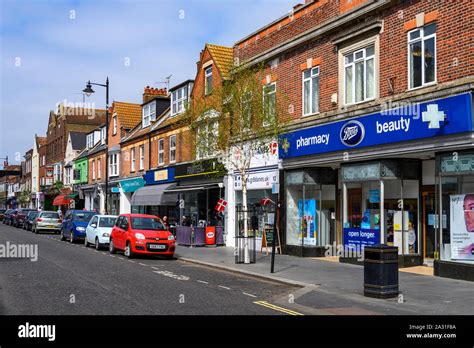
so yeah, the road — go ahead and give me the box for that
[0,222,299,315]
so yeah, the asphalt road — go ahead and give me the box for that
[0,222,298,315]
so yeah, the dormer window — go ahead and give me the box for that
[100,127,106,145]
[86,134,94,149]
[205,66,213,95]
[171,85,190,116]
[143,101,156,127]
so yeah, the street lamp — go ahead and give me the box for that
[0,156,8,209]
[83,78,109,214]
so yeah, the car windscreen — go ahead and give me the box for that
[41,212,59,219]
[131,217,165,231]
[73,212,95,222]
[99,217,116,227]
[28,211,38,218]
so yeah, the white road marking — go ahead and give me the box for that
[153,270,189,281]
[101,252,107,255]
[218,285,231,290]
[128,260,135,263]
[109,255,115,258]
[196,280,209,284]
[242,292,257,298]
[151,266,163,270]
[138,263,148,266]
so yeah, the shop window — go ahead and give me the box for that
[408,23,436,89]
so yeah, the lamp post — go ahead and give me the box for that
[1,156,8,209]
[83,78,109,213]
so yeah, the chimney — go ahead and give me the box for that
[143,86,168,104]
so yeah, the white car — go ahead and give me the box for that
[84,215,117,250]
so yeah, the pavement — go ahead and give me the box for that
[0,222,298,315]
[175,245,474,315]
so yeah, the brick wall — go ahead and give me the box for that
[120,138,150,179]
[88,152,106,185]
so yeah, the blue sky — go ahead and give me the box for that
[0,0,296,167]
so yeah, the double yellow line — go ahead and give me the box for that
[254,301,304,316]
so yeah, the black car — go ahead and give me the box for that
[13,209,34,228]
[0,209,6,221]
[3,209,17,225]
[23,211,39,231]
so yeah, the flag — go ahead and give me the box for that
[215,198,227,212]
[260,197,275,206]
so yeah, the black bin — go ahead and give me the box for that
[364,244,399,299]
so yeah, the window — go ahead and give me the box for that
[87,134,94,149]
[101,127,106,145]
[158,139,164,165]
[263,83,276,125]
[41,156,46,166]
[65,167,71,184]
[139,145,145,170]
[92,160,96,180]
[205,66,213,95]
[97,158,101,179]
[109,153,119,177]
[302,66,320,116]
[142,102,156,127]
[169,135,176,163]
[408,23,436,89]
[131,148,136,172]
[344,45,375,105]
[113,116,117,135]
[171,85,189,116]
[197,121,218,160]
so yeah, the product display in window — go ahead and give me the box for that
[449,194,474,260]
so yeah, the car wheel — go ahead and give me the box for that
[70,231,75,243]
[124,242,133,259]
[109,239,116,254]
[84,237,89,247]
[95,238,100,251]
[60,230,66,241]
[34,226,39,234]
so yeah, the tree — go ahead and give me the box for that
[18,189,31,208]
[184,65,290,263]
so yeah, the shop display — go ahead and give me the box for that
[449,194,474,260]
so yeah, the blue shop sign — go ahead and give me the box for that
[144,167,175,185]
[120,177,145,193]
[343,228,380,251]
[280,93,473,159]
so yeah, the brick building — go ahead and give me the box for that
[231,0,474,279]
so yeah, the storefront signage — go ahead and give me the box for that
[450,194,474,260]
[343,228,380,250]
[174,159,224,181]
[440,153,474,175]
[280,93,473,159]
[234,170,279,190]
[144,168,175,185]
[120,177,145,193]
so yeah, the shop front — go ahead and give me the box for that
[118,176,145,214]
[108,181,121,215]
[279,91,473,269]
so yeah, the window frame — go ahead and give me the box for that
[158,139,164,165]
[113,115,117,135]
[130,147,136,172]
[97,158,101,179]
[407,24,437,90]
[142,101,156,127]
[92,160,96,180]
[139,145,145,171]
[204,66,213,95]
[302,66,320,117]
[171,86,189,116]
[169,135,176,164]
[343,44,376,106]
[109,153,119,177]
[263,82,277,126]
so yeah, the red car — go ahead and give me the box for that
[109,214,175,259]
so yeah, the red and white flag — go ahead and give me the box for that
[260,197,275,206]
[215,198,228,212]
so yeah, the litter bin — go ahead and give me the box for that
[364,244,399,299]
[205,226,216,246]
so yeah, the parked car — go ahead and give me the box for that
[32,211,62,234]
[13,209,35,228]
[23,210,39,231]
[109,214,175,259]
[3,209,18,226]
[60,210,95,243]
[0,209,6,221]
[85,215,117,250]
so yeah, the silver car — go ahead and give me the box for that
[32,211,62,234]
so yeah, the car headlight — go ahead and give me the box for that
[102,233,110,237]
[76,227,86,232]
[135,233,145,240]
[168,235,175,241]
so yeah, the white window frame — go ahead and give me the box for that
[169,135,176,164]
[87,134,94,149]
[171,86,189,116]
[139,145,144,170]
[131,147,136,172]
[97,158,101,179]
[196,120,218,160]
[92,160,96,180]
[407,24,437,90]
[113,115,117,135]
[142,102,156,127]
[302,66,320,116]
[343,44,376,105]
[205,66,213,95]
[101,127,106,145]
[109,153,119,177]
[158,139,164,165]
[263,82,277,126]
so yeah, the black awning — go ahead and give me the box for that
[164,183,219,193]
[131,183,178,206]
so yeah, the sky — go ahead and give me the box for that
[0,0,296,167]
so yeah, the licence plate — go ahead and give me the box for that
[149,244,166,250]
[47,225,57,228]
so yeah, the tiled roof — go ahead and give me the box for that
[207,44,234,79]
[36,136,47,146]
[112,101,142,129]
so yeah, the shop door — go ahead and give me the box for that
[422,191,436,258]
[347,189,362,228]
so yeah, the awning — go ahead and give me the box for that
[131,183,178,206]
[164,183,219,193]
[53,194,73,206]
